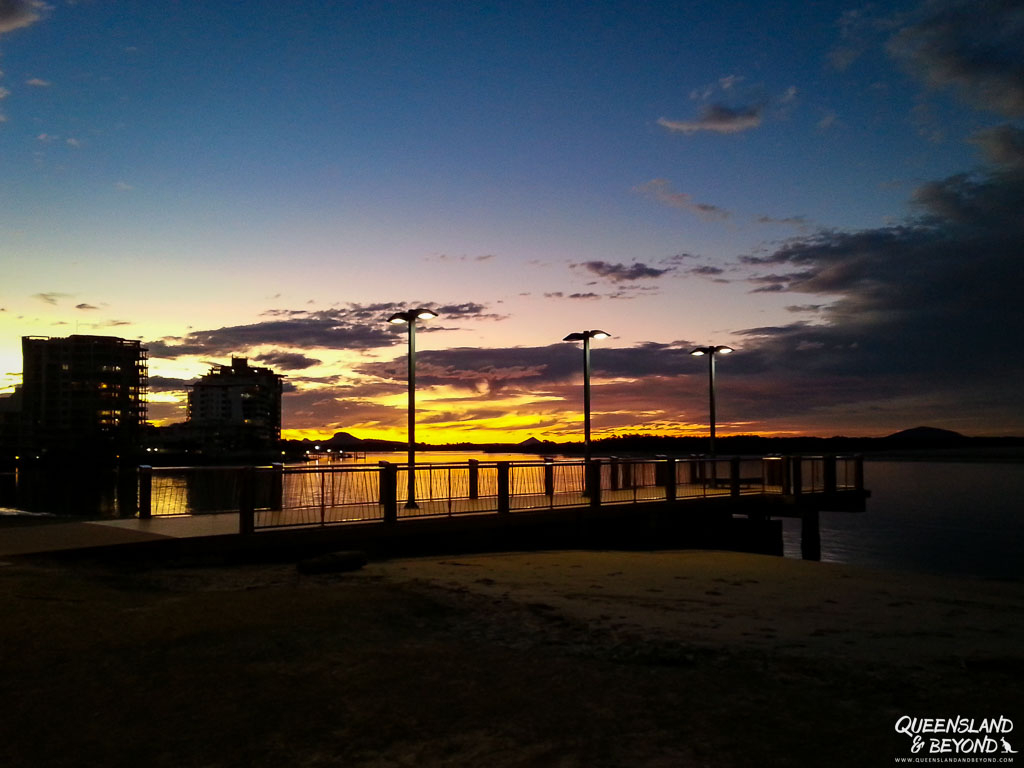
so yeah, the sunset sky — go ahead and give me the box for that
[1,0,1021,442]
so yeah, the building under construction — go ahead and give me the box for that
[19,334,148,459]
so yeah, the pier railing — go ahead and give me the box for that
[137,454,864,532]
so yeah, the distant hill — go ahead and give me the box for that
[289,431,405,451]
[884,426,966,441]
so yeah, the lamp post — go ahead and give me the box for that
[562,330,610,464]
[387,307,438,508]
[690,345,733,456]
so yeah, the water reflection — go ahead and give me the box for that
[0,463,130,518]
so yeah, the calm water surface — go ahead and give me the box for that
[783,460,1024,580]
[346,454,1024,579]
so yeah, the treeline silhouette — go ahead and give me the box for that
[283,426,1024,459]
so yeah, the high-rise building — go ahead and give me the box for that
[20,335,148,458]
[187,357,282,454]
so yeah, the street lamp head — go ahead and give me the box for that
[691,345,734,356]
[387,308,438,324]
[564,330,610,342]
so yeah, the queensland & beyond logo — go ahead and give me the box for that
[895,716,1016,761]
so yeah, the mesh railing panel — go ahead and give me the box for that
[143,456,863,529]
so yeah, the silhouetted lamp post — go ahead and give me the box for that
[387,307,438,508]
[690,345,733,456]
[562,330,610,464]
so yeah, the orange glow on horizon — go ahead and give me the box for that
[280,424,798,444]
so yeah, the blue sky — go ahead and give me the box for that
[1,0,1022,440]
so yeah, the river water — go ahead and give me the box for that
[782,460,1024,580]
[341,454,1024,579]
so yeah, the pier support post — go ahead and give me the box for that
[380,462,398,523]
[497,461,510,516]
[468,459,479,500]
[762,457,781,493]
[587,459,602,509]
[791,456,803,497]
[663,457,676,502]
[544,457,554,498]
[610,457,620,490]
[621,459,632,490]
[270,463,283,511]
[239,466,255,535]
[138,465,152,519]
[377,461,388,506]
[730,456,741,498]
[854,454,864,493]
[801,508,821,561]
[823,455,837,496]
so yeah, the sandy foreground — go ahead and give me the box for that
[0,549,1021,767]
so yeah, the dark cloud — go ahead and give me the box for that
[75,303,99,311]
[688,265,725,276]
[633,179,732,221]
[148,317,393,359]
[757,215,810,229]
[33,292,70,305]
[572,260,675,283]
[657,104,763,135]
[428,253,498,263]
[355,341,698,395]
[147,376,192,393]
[887,0,1024,117]
[283,389,405,433]
[0,0,41,35]
[732,157,1024,431]
[433,302,507,321]
[969,124,1024,170]
[253,350,322,371]
[148,301,503,359]
[544,292,607,300]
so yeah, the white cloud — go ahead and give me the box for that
[25,77,51,87]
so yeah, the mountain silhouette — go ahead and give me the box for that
[884,426,966,441]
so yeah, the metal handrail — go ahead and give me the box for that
[136,454,865,531]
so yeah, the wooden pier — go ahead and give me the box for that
[130,455,868,561]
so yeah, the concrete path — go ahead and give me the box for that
[0,513,240,558]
